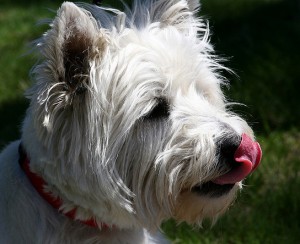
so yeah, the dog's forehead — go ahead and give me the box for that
[107,26,218,99]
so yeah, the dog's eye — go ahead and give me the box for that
[144,98,170,120]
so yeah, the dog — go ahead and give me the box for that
[0,1,262,243]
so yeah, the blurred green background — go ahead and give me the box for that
[0,0,299,243]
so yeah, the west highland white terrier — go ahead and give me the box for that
[0,0,262,243]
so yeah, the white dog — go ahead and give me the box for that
[0,1,262,243]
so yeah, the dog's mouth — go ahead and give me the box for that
[191,181,235,198]
[191,134,262,198]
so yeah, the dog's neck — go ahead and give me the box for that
[18,143,112,229]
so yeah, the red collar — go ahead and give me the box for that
[18,144,110,229]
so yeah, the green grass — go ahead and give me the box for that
[0,0,299,243]
[0,0,61,147]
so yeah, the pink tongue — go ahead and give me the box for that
[213,133,262,185]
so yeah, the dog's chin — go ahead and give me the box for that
[173,182,239,224]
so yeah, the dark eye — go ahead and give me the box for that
[144,98,170,120]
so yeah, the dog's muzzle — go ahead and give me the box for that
[192,133,262,197]
[213,133,262,185]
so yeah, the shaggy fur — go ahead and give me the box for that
[0,1,260,243]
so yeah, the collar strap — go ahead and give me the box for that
[18,143,110,229]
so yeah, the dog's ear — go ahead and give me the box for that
[149,0,200,29]
[41,2,107,95]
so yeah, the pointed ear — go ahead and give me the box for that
[41,2,107,95]
[150,0,201,29]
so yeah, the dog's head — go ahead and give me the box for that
[22,0,261,229]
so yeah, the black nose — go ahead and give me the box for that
[218,135,242,164]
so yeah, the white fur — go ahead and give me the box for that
[0,1,255,243]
